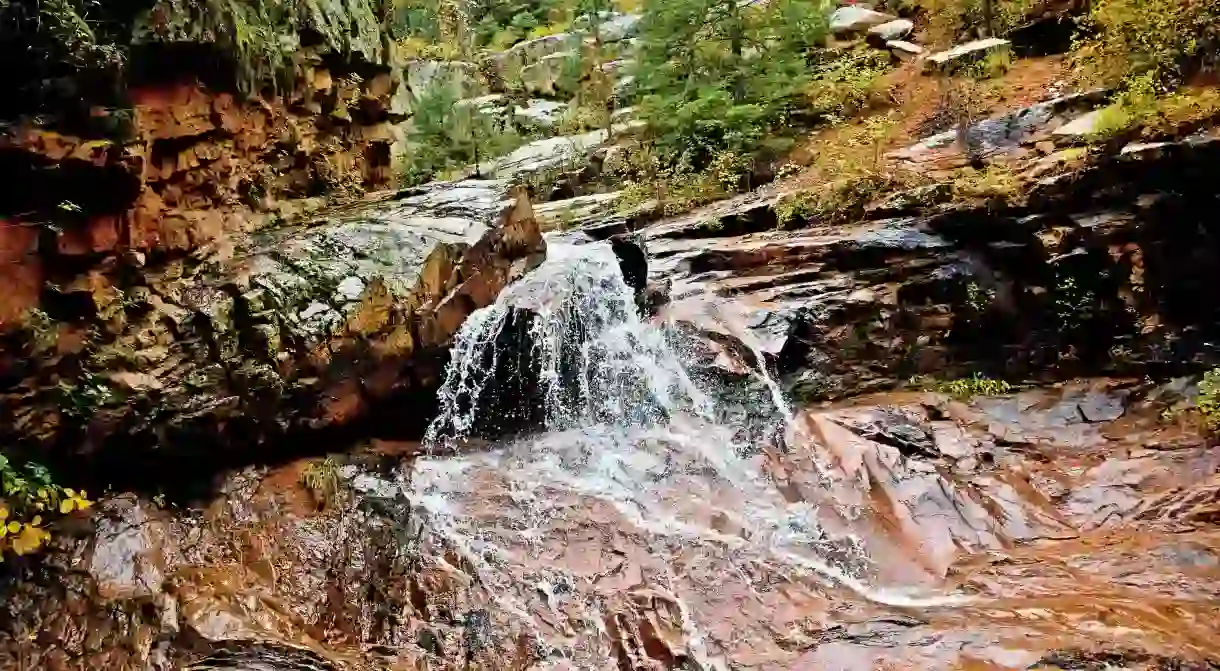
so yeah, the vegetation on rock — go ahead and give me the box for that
[0,455,90,558]
[1195,368,1220,431]
[301,456,346,510]
[913,374,1014,399]
[1071,0,1220,86]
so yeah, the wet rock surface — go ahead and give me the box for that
[7,382,1220,669]
[0,180,544,473]
[647,135,1220,401]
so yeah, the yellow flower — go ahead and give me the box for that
[64,489,76,498]
[60,500,73,514]
[6,522,19,534]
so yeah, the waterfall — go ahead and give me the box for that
[409,240,960,668]
[425,241,720,444]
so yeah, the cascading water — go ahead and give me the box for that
[425,242,720,443]
[407,239,962,668]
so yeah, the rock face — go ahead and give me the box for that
[0,180,544,471]
[889,89,1109,165]
[646,136,1220,400]
[392,59,481,117]
[0,2,414,331]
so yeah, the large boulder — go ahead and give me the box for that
[518,50,579,96]
[867,18,914,44]
[0,180,545,465]
[390,59,481,116]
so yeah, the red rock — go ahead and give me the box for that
[0,258,42,329]
[0,219,37,264]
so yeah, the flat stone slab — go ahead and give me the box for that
[923,37,1011,73]
[1052,109,1105,141]
[887,39,924,59]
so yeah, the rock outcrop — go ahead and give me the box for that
[637,136,1220,400]
[0,0,413,331]
[0,180,543,476]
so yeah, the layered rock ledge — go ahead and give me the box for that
[0,180,543,472]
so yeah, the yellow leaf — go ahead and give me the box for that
[36,488,47,499]
[12,525,49,556]
[80,491,87,500]
[60,500,74,514]
[64,489,76,498]
[6,522,19,534]
[77,499,92,510]
[0,506,8,521]
[34,503,44,511]
[30,516,41,527]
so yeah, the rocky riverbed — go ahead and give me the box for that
[5,376,1220,670]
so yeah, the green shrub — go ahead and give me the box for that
[916,0,1037,47]
[634,0,829,167]
[776,174,894,227]
[805,48,894,122]
[967,48,1014,80]
[1090,76,1220,140]
[1196,369,1220,430]
[1072,0,1220,86]
[913,374,1013,399]
[612,145,750,216]
[0,455,91,558]
[301,456,345,510]
[950,165,1020,204]
[618,169,726,216]
[556,103,610,135]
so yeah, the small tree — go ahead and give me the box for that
[398,82,521,185]
[569,0,617,139]
[632,0,829,168]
